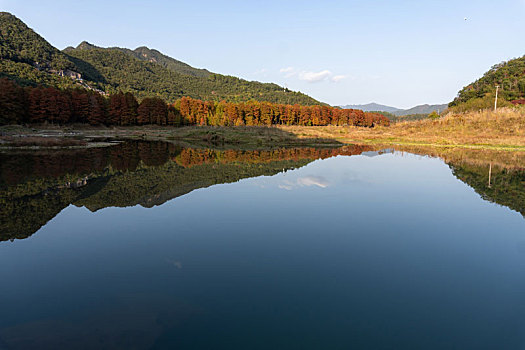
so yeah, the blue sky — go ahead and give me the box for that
[2,0,525,107]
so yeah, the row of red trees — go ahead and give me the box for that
[0,78,389,127]
[177,97,389,127]
[175,145,374,168]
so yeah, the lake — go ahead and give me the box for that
[1,141,525,349]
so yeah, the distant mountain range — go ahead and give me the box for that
[0,12,320,105]
[341,103,448,116]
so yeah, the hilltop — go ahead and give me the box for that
[0,12,320,105]
[449,55,525,111]
[115,45,211,78]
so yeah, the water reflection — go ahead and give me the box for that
[0,142,373,242]
[392,145,525,217]
[1,142,524,243]
[1,142,525,349]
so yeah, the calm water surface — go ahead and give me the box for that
[1,143,525,349]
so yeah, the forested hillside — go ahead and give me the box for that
[449,55,525,111]
[0,12,83,88]
[0,12,321,105]
[0,12,74,71]
[64,42,319,104]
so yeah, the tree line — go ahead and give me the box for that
[0,78,389,127]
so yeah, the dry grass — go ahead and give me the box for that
[278,108,525,149]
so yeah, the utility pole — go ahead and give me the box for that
[494,85,499,112]
[488,163,492,188]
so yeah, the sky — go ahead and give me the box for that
[2,0,525,108]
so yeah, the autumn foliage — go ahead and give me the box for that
[175,97,389,127]
[175,145,374,168]
[0,78,389,127]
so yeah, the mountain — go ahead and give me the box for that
[340,103,403,114]
[118,46,211,78]
[63,41,212,78]
[401,104,448,115]
[0,12,73,71]
[449,55,525,111]
[64,42,320,104]
[341,102,448,116]
[0,12,84,87]
[0,12,321,105]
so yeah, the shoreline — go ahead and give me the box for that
[2,110,525,152]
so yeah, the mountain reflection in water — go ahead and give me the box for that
[1,141,524,243]
[0,141,375,241]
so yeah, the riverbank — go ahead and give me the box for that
[0,124,343,149]
[280,108,525,151]
[1,108,524,150]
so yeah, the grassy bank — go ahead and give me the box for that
[1,108,524,150]
[279,108,525,150]
[0,124,343,149]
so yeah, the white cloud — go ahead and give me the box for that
[331,75,346,82]
[297,176,329,188]
[298,70,332,83]
[278,176,330,190]
[280,67,347,83]
[280,67,294,73]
